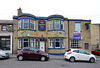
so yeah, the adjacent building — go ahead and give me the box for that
[0,20,13,53]
[91,24,100,50]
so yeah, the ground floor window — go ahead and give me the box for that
[30,38,35,47]
[18,38,35,49]
[71,40,81,48]
[49,38,64,49]
[49,38,54,48]
[0,36,10,50]
[23,38,29,47]
[55,38,60,48]
[85,43,89,49]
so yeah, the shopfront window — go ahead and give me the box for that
[23,38,29,47]
[0,37,10,50]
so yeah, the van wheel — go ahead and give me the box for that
[70,57,75,62]
[18,56,23,61]
[90,58,95,63]
[41,56,46,62]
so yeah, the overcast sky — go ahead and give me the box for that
[0,0,100,24]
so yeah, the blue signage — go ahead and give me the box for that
[74,31,81,40]
[38,21,46,30]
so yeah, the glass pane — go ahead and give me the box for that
[24,23,28,29]
[55,20,60,29]
[24,39,28,41]
[30,23,34,29]
[75,23,80,31]
[30,42,34,47]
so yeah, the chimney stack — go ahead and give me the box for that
[17,8,22,15]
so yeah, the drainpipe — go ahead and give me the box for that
[68,20,69,49]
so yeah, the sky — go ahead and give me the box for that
[0,0,100,24]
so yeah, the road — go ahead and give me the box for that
[0,55,100,68]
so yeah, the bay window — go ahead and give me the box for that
[49,19,64,30]
[49,38,64,49]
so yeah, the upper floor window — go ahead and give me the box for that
[30,20,35,30]
[55,20,60,29]
[1,25,7,31]
[18,20,21,29]
[23,19,29,29]
[18,18,35,30]
[49,19,64,30]
[75,23,80,31]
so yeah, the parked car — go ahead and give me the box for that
[64,49,96,63]
[0,49,10,59]
[17,47,49,61]
[92,49,100,55]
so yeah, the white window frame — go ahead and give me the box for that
[23,19,29,29]
[71,40,82,48]
[49,20,53,30]
[30,38,35,47]
[55,38,60,48]
[54,20,60,30]
[23,38,29,47]
[49,38,54,48]
[18,20,21,29]
[61,21,64,30]
[62,39,64,48]
[30,19,35,30]
[18,39,21,49]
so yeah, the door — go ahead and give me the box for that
[40,41,45,52]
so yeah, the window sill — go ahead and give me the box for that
[17,29,36,31]
[48,48,65,49]
[48,30,65,32]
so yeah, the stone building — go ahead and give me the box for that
[91,24,100,50]
[12,8,91,54]
[0,20,13,53]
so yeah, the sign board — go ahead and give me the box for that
[38,21,46,30]
[74,31,81,40]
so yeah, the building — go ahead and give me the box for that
[0,20,13,53]
[91,24,100,50]
[12,8,91,54]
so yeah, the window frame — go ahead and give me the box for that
[54,20,60,30]
[49,20,53,30]
[49,38,54,48]
[23,38,29,47]
[18,39,21,49]
[18,20,21,29]
[75,23,81,32]
[1,25,7,31]
[55,38,60,48]
[30,19,35,30]
[30,38,35,47]
[71,40,82,48]
[23,19,29,29]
